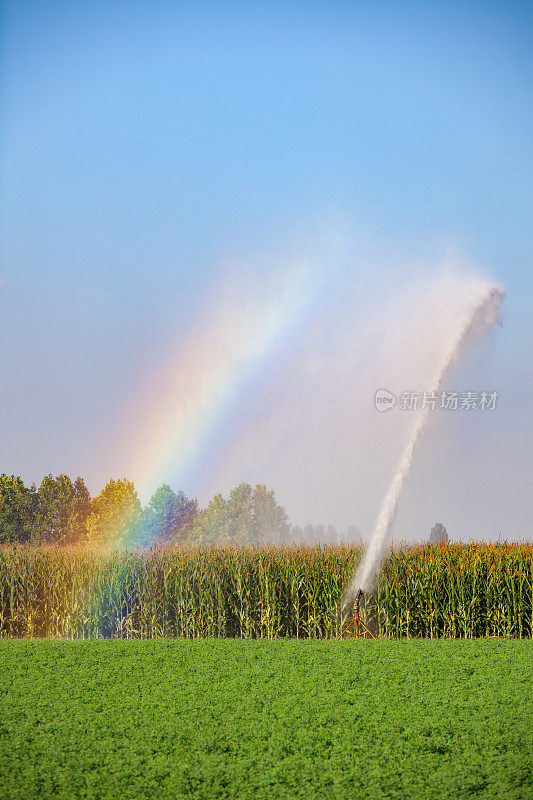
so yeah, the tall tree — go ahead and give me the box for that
[252,484,289,544]
[326,524,338,543]
[347,525,361,542]
[86,478,141,544]
[192,483,289,546]
[430,522,448,545]
[315,524,325,543]
[227,482,254,544]
[72,477,92,539]
[303,524,315,544]
[290,525,304,544]
[0,474,36,543]
[140,484,199,546]
[32,474,91,544]
[191,493,230,545]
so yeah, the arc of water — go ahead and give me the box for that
[342,285,504,608]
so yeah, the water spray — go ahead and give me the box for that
[340,283,504,622]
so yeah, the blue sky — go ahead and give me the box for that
[1,1,532,535]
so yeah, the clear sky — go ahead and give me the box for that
[1,1,532,539]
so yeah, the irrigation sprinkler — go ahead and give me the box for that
[337,589,377,639]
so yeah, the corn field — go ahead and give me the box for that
[0,543,530,639]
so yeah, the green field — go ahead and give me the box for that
[0,641,531,799]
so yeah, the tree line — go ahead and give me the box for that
[0,473,354,547]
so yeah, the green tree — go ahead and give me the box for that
[86,478,141,545]
[32,474,91,544]
[72,477,92,538]
[192,483,289,546]
[191,493,230,545]
[252,484,289,544]
[140,484,199,546]
[227,482,254,544]
[0,474,36,543]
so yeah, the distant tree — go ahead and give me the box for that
[326,524,338,543]
[252,484,289,544]
[0,474,36,543]
[86,478,141,544]
[72,477,92,538]
[347,525,361,542]
[32,474,91,544]
[430,522,448,545]
[290,525,303,544]
[192,483,290,546]
[227,482,254,544]
[303,524,315,544]
[191,493,231,545]
[315,524,325,543]
[139,484,199,546]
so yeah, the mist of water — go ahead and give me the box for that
[342,283,504,609]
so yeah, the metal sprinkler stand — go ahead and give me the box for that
[337,589,377,639]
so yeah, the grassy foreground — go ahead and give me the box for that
[0,641,531,800]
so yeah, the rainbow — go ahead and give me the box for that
[113,257,326,541]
